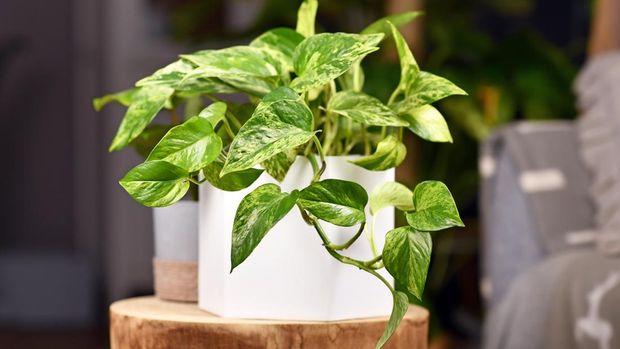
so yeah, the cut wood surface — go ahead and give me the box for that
[110,296,429,349]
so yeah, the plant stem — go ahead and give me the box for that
[187,177,205,185]
[327,222,365,250]
[311,136,326,183]
[222,119,236,139]
[364,254,383,267]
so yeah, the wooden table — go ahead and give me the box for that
[110,296,429,349]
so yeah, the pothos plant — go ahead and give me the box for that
[95,1,466,347]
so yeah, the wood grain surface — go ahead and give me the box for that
[110,296,428,349]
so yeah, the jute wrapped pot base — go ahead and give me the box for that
[153,258,198,302]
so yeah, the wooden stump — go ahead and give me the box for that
[110,296,428,349]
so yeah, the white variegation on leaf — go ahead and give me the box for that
[109,85,175,151]
[350,135,407,171]
[221,87,314,176]
[93,88,137,111]
[198,102,227,128]
[250,28,305,73]
[291,33,383,93]
[119,160,190,207]
[370,182,415,215]
[399,104,453,143]
[298,179,368,227]
[146,116,222,173]
[327,91,407,127]
[296,0,318,38]
[406,181,464,231]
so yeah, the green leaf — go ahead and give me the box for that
[291,33,383,93]
[109,85,175,151]
[221,87,314,176]
[393,71,467,112]
[389,23,419,98]
[262,150,297,182]
[129,124,173,159]
[406,181,464,231]
[231,184,299,270]
[383,226,432,299]
[400,105,452,143]
[202,161,263,192]
[369,182,414,215]
[327,91,407,126]
[146,116,222,172]
[337,60,365,92]
[296,0,318,38]
[251,28,304,72]
[181,47,282,97]
[198,102,227,128]
[361,11,423,37]
[297,179,368,227]
[119,160,189,207]
[375,291,409,349]
[350,135,406,171]
[93,88,137,111]
[136,60,194,87]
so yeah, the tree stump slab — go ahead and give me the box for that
[110,296,428,349]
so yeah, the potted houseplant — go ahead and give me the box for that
[102,0,466,346]
[93,83,218,303]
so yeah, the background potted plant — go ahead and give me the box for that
[93,76,219,303]
[103,0,466,346]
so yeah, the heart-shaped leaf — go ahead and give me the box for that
[383,226,432,299]
[406,181,464,231]
[298,179,368,227]
[369,182,414,215]
[231,184,299,270]
[146,116,222,172]
[295,0,318,38]
[119,160,189,207]
[399,104,452,143]
[93,88,137,111]
[350,135,406,171]
[291,33,383,93]
[198,102,227,128]
[375,291,409,349]
[327,91,407,126]
[221,87,314,176]
[362,11,423,37]
[251,28,304,72]
[202,161,263,192]
[109,85,175,151]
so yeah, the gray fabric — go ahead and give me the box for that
[480,121,595,305]
[484,250,620,349]
[575,51,620,256]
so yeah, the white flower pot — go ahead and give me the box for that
[153,201,198,302]
[198,156,394,320]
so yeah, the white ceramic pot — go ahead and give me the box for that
[198,156,394,320]
[153,201,198,302]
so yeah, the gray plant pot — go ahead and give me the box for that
[152,201,198,302]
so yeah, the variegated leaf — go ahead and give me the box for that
[203,161,263,192]
[221,87,314,176]
[251,28,304,72]
[296,0,318,38]
[369,181,414,215]
[231,184,299,269]
[291,33,383,93]
[393,71,467,112]
[350,135,406,171]
[109,85,174,151]
[298,179,368,227]
[383,226,432,299]
[327,91,407,126]
[129,124,173,159]
[198,102,227,128]
[406,181,464,231]
[93,88,137,111]
[147,116,222,172]
[119,160,189,207]
[389,22,419,99]
[262,150,297,182]
[375,291,410,349]
[399,104,453,143]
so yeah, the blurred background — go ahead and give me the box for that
[0,0,591,348]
